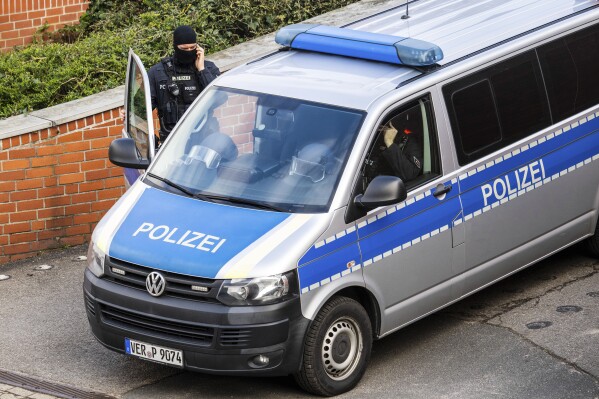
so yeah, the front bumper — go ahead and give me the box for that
[83,269,310,376]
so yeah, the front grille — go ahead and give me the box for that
[219,328,252,347]
[104,257,222,302]
[101,304,214,346]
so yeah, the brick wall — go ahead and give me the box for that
[0,0,89,51]
[0,93,259,266]
[215,94,257,154]
[0,107,125,264]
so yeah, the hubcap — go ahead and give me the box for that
[321,317,362,380]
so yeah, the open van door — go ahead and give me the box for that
[118,49,156,186]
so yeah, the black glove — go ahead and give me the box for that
[398,134,409,150]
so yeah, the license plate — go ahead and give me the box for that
[125,338,183,367]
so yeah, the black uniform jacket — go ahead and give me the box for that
[381,136,423,182]
[148,56,220,139]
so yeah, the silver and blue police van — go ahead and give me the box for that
[84,0,599,395]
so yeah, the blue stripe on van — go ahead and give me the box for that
[300,228,359,265]
[298,179,460,292]
[459,117,599,217]
[298,243,362,293]
[357,196,461,268]
[357,183,459,239]
[458,115,599,192]
[299,111,599,294]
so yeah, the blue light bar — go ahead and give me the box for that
[275,24,443,67]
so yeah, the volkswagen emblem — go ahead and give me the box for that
[146,272,166,297]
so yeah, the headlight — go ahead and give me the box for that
[87,241,105,278]
[217,270,298,306]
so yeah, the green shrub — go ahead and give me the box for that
[0,0,359,119]
[0,32,127,118]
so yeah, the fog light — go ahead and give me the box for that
[111,267,126,276]
[249,354,270,368]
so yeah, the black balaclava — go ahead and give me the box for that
[173,25,197,66]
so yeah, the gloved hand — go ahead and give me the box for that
[398,133,409,150]
[383,124,398,147]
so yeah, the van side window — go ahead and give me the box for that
[492,56,551,141]
[444,51,551,165]
[538,23,599,121]
[361,95,441,192]
[451,80,501,154]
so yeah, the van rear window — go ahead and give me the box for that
[538,23,599,122]
[445,22,599,166]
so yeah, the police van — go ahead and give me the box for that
[84,0,599,395]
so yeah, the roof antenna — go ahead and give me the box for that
[402,0,410,19]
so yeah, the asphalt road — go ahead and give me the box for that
[0,243,598,399]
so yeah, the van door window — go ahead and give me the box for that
[361,95,441,192]
[444,50,551,165]
[538,23,599,121]
[125,50,156,162]
[491,55,550,141]
[451,80,501,154]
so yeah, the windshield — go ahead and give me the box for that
[148,87,365,213]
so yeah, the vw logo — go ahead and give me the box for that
[146,272,166,297]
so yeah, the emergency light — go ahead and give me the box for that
[275,24,444,67]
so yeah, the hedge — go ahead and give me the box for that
[0,0,359,119]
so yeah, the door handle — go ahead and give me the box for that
[433,183,452,198]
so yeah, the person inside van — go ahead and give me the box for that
[378,116,423,183]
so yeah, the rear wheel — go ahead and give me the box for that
[294,296,372,396]
[585,219,599,257]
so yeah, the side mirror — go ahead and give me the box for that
[354,175,407,210]
[109,138,150,169]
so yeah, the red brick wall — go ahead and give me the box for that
[0,0,89,51]
[0,94,259,265]
[215,94,257,154]
[0,107,125,264]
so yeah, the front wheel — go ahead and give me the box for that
[294,296,372,396]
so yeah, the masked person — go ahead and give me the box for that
[148,25,221,144]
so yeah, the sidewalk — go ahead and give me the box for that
[0,246,121,399]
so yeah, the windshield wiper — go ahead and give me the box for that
[146,173,195,197]
[147,173,286,211]
[194,193,287,212]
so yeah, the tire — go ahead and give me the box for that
[294,296,372,396]
[585,220,599,257]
